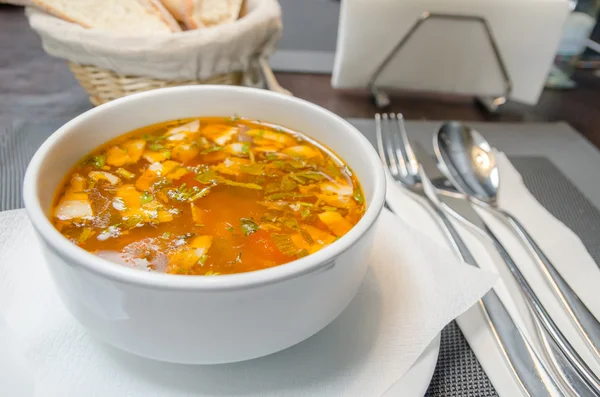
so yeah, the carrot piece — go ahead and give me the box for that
[143,151,171,163]
[282,145,322,159]
[106,146,128,167]
[172,142,200,163]
[318,212,352,237]
[121,139,146,163]
[302,224,336,244]
[190,202,203,225]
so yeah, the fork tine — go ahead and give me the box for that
[375,113,387,167]
[395,113,419,175]
[378,114,400,176]
[389,114,410,179]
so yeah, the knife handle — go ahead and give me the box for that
[502,210,600,362]
[486,223,600,394]
[419,196,564,396]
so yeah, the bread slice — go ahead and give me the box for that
[160,0,194,27]
[160,0,243,29]
[32,0,182,34]
[192,0,244,28]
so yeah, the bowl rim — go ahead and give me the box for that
[23,85,386,291]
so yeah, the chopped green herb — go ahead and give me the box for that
[179,232,196,240]
[161,232,172,239]
[197,169,262,190]
[91,155,105,169]
[163,151,171,159]
[200,146,224,155]
[324,162,343,178]
[115,168,135,179]
[280,217,300,230]
[280,176,297,192]
[152,178,172,190]
[265,153,278,160]
[261,212,279,223]
[140,191,154,204]
[195,169,220,184]
[168,183,196,202]
[265,183,280,194]
[123,215,144,229]
[241,142,250,154]
[297,249,309,258]
[198,255,208,265]
[77,227,93,243]
[220,179,263,190]
[227,115,240,122]
[271,233,298,256]
[301,208,311,219]
[353,190,364,205]
[226,223,234,232]
[300,229,314,244]
[189,187,211,202]
[289,174,306,184]
[204,270,220,276]
[142,134,165,143]
[322,206,338,212]
[295,171,326,181]
[240,218,259,236]
[257,129,265,137]
[266,192,312,201]
[239,163,265,176]
[148,142,164,151]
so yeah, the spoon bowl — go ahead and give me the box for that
[433,121,499,206]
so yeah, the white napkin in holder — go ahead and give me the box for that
[333,0,570,105]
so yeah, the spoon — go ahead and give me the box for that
[433,121,600,363]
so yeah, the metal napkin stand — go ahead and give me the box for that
[368,12,513,113]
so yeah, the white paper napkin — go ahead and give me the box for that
[386,152,600,397]
[0,208,495,397]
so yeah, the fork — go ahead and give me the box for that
[375,113,564,396]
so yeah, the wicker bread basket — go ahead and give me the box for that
[68,62,244,106]
[26,0,282,105]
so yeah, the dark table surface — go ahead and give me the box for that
[2,4,600,150]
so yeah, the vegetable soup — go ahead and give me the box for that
[51,117,365,275]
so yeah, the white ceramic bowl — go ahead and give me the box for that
[23,86,386,364]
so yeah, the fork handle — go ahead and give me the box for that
[418,197,564,396]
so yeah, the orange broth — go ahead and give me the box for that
[51,117,365,275]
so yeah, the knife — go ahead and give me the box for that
[409,141,570,396]
[411,141,599,396]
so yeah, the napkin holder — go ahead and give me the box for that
[369,12,511,113]
[332,0,570,108]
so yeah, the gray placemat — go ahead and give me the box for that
[3,118,600,396]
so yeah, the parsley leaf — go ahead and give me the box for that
[91,155,105,169]
[140,191,154,204]
[353,190,364,205]
[200,146,224,155]
[240,218,258,236]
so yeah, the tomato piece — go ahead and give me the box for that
[247,230,289,262]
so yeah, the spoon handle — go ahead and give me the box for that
[483,219,600,394]
[501,210,600,363]
[418,197,564,396]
